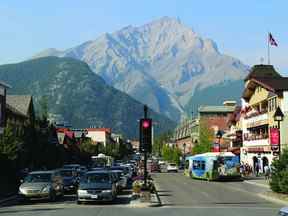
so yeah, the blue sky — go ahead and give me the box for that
[1,0,288,73]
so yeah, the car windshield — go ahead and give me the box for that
[82,173,110,183]
[169,163,176,166]
[24,173,51,183]
[60,170,74,177]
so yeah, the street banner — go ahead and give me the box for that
[270,128,279,145]
[213,143,220,152]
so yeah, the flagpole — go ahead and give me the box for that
[267,32,270,65]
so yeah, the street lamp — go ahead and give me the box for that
[274,106,284,154]
[216,130,223,152]
[183,143,186,159]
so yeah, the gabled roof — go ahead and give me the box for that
[6,95,32,117]
[242,77,288,101]
[6,103,27,118]
[198,106,235,113]
[244,64,281,81]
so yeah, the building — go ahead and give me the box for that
[0,81,10,134]
[226,106,243,157]
[241,64,288,171]
[85,128,114,147]
[173,118,199,155]
[198,101,236,151]
[5,95,35,136]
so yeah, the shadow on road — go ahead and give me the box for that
[0,208,64,214]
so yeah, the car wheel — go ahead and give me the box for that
[49,191,57,202]
[77,200,82,205]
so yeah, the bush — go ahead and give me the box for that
[270,149,288,193]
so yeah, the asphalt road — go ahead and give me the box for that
[0,173,283,216]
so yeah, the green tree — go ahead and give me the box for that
[192,121,214,155]
[79,138,98,155]
[270,149,288,193]
[39,95,49,120]
[153,131,172,156]
[0,123,20,160]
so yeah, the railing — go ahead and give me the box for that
[244,109,268,119]
[243,133,269,141]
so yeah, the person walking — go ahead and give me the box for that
[264,164,271,181]
[255,162,260,177]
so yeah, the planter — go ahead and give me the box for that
[140,191,151,202]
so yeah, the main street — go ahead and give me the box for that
[0,172,283,216]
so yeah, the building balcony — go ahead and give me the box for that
[245,113,268,128]
[243,135,269,147]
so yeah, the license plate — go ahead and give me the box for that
[91,195,98,199]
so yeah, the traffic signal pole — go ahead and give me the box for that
[144,105,148,188]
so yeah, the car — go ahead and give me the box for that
[18,170,64,202]
[167,163,178,172]
[80,166,88,172]
[111,170,127,191]
[278,207,288,216]
[77,170,117,203]
[63,164,81,171]
[60,169,78,193]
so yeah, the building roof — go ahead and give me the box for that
[6,95,32,117]
[0,81,11,89]
[244,64,281,81]
[6,103,27,118]
[242,77,288,100]
[198,105,235,113]
[86,128,111,133]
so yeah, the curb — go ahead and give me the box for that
[244,180,270,189]
[257,192,288,206]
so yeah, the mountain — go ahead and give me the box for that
[33,17,249,121]
[0,56,176,138]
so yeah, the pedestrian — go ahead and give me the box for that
[240,163,244,177]
[255,162,259,177]
[264,164,271,181]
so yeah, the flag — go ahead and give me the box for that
[269,33,278,46]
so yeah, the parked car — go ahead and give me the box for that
[60,169,78,193]
[18,170,63,202]
[278,207,288,216]
[111,170,127,191]
[167,163,178,172]
[77,170,117,204]
[63,164,81,171]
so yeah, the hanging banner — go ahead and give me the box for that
[213,143,220,152]
[270,128,279,145]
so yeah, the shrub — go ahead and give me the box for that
[270,149,288,193]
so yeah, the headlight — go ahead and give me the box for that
[102,190,112,193]
[77,189,87,195]
[19,187,26,194]
[41,185,51,193]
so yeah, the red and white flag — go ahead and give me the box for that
[269,33,278,46]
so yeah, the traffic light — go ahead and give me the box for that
[139,118,152,153]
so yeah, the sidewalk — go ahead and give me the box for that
[243,176,270,189]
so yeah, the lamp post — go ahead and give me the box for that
[183,143,186,160]
[216,130,223,152]
[274,106,284,155]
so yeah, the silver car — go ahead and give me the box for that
[77,170,117,204]
[18,170,64,201]
[279,207,288,216]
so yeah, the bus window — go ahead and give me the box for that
[193,160,206,170]
[201,161,205,170]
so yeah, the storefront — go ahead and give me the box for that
[240,146,275,173]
